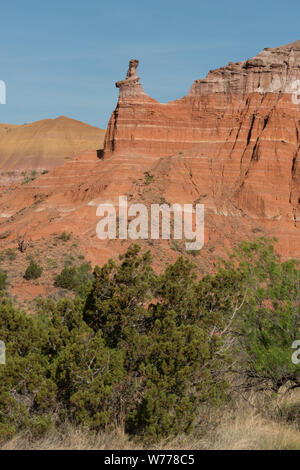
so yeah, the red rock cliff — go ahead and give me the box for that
[102,43,300,259]
[104,42,300,158]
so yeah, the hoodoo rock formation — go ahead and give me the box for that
[115,59,147,98]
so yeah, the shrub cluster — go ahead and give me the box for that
[24,260,43,280]
[0,271,7,291]
[0,238,299,443]
[54,263,92,294]
[58,232,71,242]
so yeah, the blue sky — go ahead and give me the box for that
[0,0,300,129]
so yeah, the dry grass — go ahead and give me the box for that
[1,427,142,451]
[192,408,300,450]
[2,394,300,450]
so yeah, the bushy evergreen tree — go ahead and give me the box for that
[54,263,93,295]
[1,239,299,443]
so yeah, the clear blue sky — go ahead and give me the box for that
[1,0,299,129]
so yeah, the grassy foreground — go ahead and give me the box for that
[2,393,300,450]
[1,238,300,448]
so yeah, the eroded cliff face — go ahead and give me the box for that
[103,43,300,259]
[189,40,300,96]
[0,117,106,185]
[104,42,300,158]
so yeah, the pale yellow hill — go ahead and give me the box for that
[0,116,105,175]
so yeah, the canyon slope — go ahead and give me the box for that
[1,41,300,303]
[104,41,300,258]
[0,116,105,185]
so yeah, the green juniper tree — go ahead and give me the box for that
[1,239,299,444]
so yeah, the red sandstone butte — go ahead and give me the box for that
[103,43,300,259]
